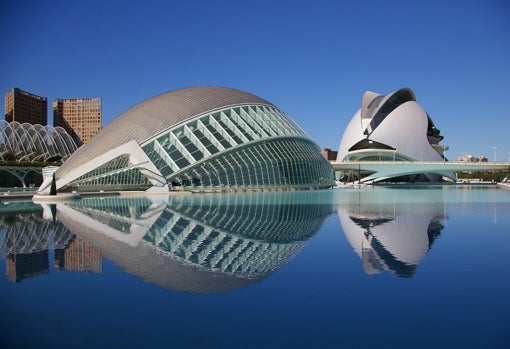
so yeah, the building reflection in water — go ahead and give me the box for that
[336,188,447,277]
[1,188,449,286]
[56,191,334,293]
[0,201,101,282]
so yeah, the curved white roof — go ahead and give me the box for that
[360,88,415,122]
[338,87,445,162]
[57,86,275,179]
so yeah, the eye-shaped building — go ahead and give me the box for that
[337,87,454,182]
[45,86,334,193]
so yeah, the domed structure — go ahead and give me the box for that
[45,86,334,193]
[337,87,454,182]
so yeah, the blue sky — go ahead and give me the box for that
[1,0,509,161]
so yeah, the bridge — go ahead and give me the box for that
[330,160,510,183]
[0,165,43,188]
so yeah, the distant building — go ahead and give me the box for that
[4,87,48,125]
[53,97,102,145]
[458,154,488,162]
[322,148,338,161]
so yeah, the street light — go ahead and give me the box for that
[492,145,497,162]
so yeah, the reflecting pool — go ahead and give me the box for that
[1,186,509,348]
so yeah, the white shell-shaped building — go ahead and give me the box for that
[337,88,454,182]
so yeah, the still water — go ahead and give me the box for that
[1,186,509,348]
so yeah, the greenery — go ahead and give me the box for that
[457,170,509,182]
[0,149,63,166]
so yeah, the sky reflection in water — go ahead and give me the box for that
[1,187,509,348]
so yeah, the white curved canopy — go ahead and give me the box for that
[0,120,78,162]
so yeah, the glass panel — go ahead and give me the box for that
[221,109,250,143]
[204,123,231,149]
[167,144,190,168]
[193,129,219,154]
[217,116,242,144]
[239,106,266,138]
[142,142,174,177]
[170,138,334,191]
[179,134,203,160]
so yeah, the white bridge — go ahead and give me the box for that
[330,161,510,183]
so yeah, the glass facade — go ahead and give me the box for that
[141,105,333,191]
[64,155,152,192]
[61,103,334,192]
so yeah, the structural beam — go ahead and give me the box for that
[331,161,510,172]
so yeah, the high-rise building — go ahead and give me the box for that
[53,97,102,145]
[4,87,48,125]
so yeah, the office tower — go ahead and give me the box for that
[53,97,102,145]
[4,87,48,125]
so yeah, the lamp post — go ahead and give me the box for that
[492,145,497,162]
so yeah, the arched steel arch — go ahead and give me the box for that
[50,126,78,159]
[0,120,78,162]
[29,124,49,155]
[1,121,25,156]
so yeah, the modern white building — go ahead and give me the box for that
[41,86,334,194]
[336,87,454,183]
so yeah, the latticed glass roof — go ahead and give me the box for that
[0,120,78,163]
[56,86,335,193]
[58,86,274,178]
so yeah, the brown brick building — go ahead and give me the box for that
[53,97,102,145]
[4,87,48,125]
[322,148,338,161]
